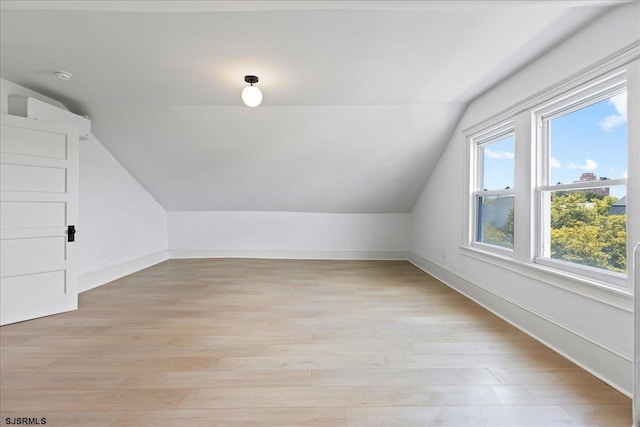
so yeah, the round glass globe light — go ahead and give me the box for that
[242,85,262,107]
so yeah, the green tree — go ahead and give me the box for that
[549,192,626,273]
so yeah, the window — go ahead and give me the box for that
[471,125,515,252]
[536,75,627,280]
[463,59,637,295]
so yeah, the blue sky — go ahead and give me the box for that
[483,91,627,199]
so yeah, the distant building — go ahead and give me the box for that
[577,172,609,197]
[608,196,626,215]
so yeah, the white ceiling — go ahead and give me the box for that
[0,1,622,212]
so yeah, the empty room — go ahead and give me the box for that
[0,1,639,426]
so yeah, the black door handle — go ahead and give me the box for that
[67,225,76,242]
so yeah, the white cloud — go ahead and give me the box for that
[567,159,598,171]
[550,157,561,168]
[599,114,626,132]
[623,171,628,178]
[599,92,627,132]
[485,148,514,159]
[578,159,598,171]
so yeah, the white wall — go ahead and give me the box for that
[1,79,169,291]
[169,211,410,259]
[77,134,169,290]
[411,3,639,395]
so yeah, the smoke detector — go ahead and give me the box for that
[55,70,72,80]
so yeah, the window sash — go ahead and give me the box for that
[470,124,515,253]
[535,80,628,280]
[473,127,515,193]
[473,191,514,252]
[538,178,627,193]
[536,184,627,271]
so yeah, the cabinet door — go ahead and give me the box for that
[1,114,79,325]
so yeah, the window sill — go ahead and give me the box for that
[459,245,633,312]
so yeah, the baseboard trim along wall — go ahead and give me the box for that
[169,249,408,261]
[79,250,170,293]
[408,252,633,398]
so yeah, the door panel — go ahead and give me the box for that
[1,236,66,265]
[1,270,66,305]
[1,201,66,228]
[0,163,67,193]
[0,125,68,159]
[0,114,78,325]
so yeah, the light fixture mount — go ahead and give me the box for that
[241,75,262,107]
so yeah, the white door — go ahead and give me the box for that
[0,113,79,325]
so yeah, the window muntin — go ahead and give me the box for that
[537,84,627,278]
[472,127,515,252]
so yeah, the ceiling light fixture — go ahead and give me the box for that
[242,75,262,107]
[55,70,73,80]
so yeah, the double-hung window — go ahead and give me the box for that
[535,72,628,284]
[470,124,515,253]
[464,56,637,296]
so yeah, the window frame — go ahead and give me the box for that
[469,122,516,255]
[461,48,639,302]
[534,72,628,287]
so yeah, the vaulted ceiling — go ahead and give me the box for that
[0,1,621,212]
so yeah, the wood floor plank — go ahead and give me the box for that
[179,386,391,408]
[168,333,313,346]
[384,352,576,370]
[345,406,582,426]
[0,344,258,359]
[215,355,387,370]
[0,259,630,426]
[46,356,220,372]
[20,335,176,347]
[0,389,188,411]
[256,342,415,357]
[113,408,347,427]
[120,370,311,389]
[0,371,129,390]
[311,368,501,387]
[410,341,554,355]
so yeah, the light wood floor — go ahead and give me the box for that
[0,259,631,426]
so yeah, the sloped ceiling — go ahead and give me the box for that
[0,1,621,212]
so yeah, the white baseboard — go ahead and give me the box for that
[79,250,170,293]
[408,252,633,398]
[169,249,408,260]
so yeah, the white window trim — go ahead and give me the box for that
[462,42,640,307]
[460,245,633,311]
[537,178,626,193]
[468,122,515,255]
[534,72,628,288]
